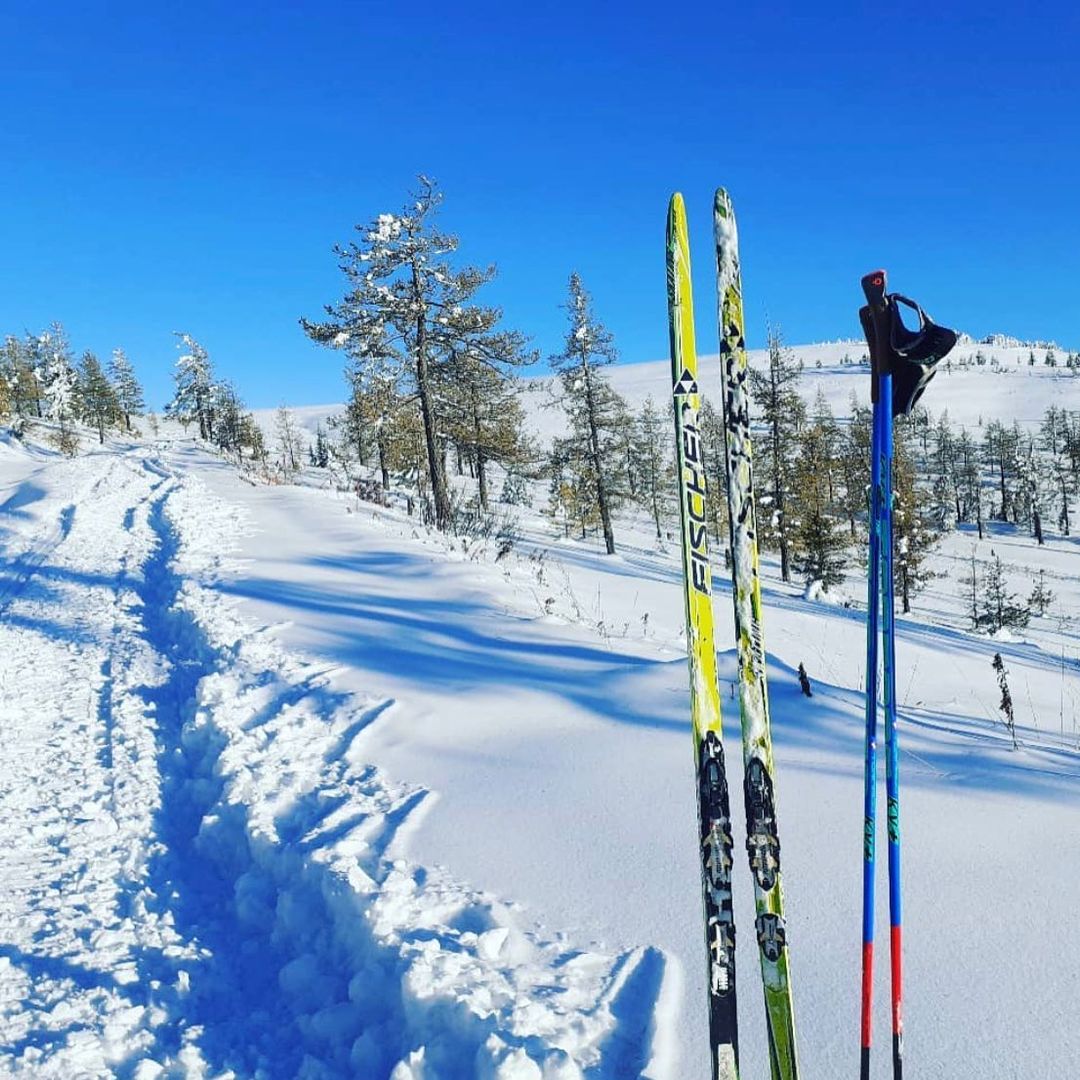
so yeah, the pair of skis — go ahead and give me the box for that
[667,191,797,1080]
[858,273,957,1079]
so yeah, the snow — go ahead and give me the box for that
[3,360,1080,1077]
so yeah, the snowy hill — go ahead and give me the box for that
[254,337,1080,452]
[1,400,1080,1076]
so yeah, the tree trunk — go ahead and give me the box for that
[378,434,390,491]
[582,360,615,554]
[477,451,488,510]
[412,266,451,530]
[1034,507,1044,545]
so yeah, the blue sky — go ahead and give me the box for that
[1,1,1076,409]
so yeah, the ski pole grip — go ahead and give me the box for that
[859,269,891,401]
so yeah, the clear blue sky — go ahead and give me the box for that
[1,1,1076,409]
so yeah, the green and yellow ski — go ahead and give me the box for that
[714,186,799,1080]
[667,193,740,1080]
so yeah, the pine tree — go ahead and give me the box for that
[893,425,940,613]
[748,327,805,581]
[1040,406,1072,536]
[547,436,603,540]
[630,397,674,541]
[697,398,729,552]
[275,406,305,481]
[40,325,79,454]
[210,382,248,459]
[438,348,530,510]
[302,177,530,532]
[1028,569,1055,617]
[0,337,19,422]
[500,466,531,507]
[979,555,1030,633]
[930,412,959,528]
[76,351,121,443]
[956,427,984,537]
[168,333,217,440]
[313,423,330,468]
[108,348,144,432]
[838,395,872,540]
[1016,436,1046,544]
[983,421,1019,522]
[548,273,631,554]
[344,367,406,492]
[791,411,849,590]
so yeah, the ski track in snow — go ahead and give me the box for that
[0,445,665,1079]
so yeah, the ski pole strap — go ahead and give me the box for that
[859,270,959,417]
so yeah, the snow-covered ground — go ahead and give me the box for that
[257,337,1080,447]
[3,345,1080,1078]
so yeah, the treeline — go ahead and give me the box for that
[296,178,1077,626]
[163,333,270,467]
[299,179,681,550]
[0,325,144,452]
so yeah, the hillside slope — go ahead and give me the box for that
[2,416,1079,1077]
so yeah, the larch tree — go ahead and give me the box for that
[108,348,144,432]
[76,351,121,443]
[630,396,674,542]
[40,325,79,454]
[302,177,530,531]
[275,405,305,481]
[548,273,631,555]
[892,427,940,613]
[438,346,532,511]
[748,327,805,581]
[168,333,217,440]
[791,412,849,590]
[697,398,730,552]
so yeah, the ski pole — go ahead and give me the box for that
[859,352,884,1080]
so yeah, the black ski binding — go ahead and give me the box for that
[859,270,958,417]
[755,911,788,963]
[699,731,736,995]
[744,758,781,891]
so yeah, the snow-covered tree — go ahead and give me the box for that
[548,273,631,555]
[108,348,144,432]
[312,423,330,468]
[697,398,730,553]
[837,395,871,539]
[302,177,532,531]
[40,325,79,454]
[437,348,530,510]
[979,555,1030,633]
[1028,569,1055,617]
[77,351,121,443]
[748,328,805,581]
[275,406,304,481]
[629,397,674,542]
[791,411,849,590]
[892,427,940,613]
[168,333,217,440]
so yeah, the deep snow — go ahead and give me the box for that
[3,365,1080,1078]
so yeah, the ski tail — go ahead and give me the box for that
[667,192,740,1080]
[714,187,799,1080]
